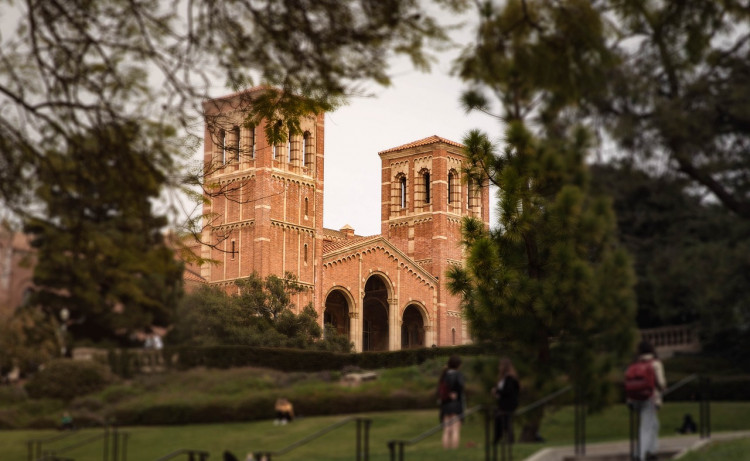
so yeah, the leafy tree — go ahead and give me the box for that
[168,273,353,352]
[23,122,184,344]
[0,306,60,376]
[456,0,750,376]
[0,0,466,229]
[448,124,636,439]
[457,0,750,219]
[591,162,750,358]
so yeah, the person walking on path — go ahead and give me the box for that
[438,355,465,449]
[492,357,520,446]
[626,340,666,461]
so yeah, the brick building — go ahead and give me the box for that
[0,226,34,320]
[200,88,490,352]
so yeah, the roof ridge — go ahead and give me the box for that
[378,135,463,155]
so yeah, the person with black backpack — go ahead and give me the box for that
[438,355,465,449]
[625,340,666,461]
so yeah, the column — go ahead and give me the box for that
[349,311,361,352]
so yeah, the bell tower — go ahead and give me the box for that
[379,135,490,345]
[201,88,325,310]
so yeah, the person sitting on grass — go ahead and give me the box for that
[274,398,294,425]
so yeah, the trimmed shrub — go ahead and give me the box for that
[0,409,19,429]
[664,376,750,402]
[171,343,493,373]
[25,359,114,401]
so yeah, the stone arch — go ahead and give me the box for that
[401,303,427,349]
[323,287,353,341]
[363,273,392,352]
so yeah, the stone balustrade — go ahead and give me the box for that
[640,324,701,358]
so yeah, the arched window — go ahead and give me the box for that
[447,170,456,204]
[400,175,407,208]
[452,328,456,345]
[230,240,237,260]
[272,144,277,159]
[219,129,227,164]
[232,126,240,162]
[303,131,313,168]
[423,170,431,204]
[287,131,292,163]
[249,125,256,159]
[304,197,309,217]
[304,244,308,264]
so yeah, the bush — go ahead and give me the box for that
[25,359,114,401]
[172,343,493,373]
[664,376,750,402]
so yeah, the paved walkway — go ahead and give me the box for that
[523,431,750,461]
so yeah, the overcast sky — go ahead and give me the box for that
[320,13,502,236]
[0,3,501,234]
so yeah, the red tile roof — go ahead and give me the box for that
[378,135,463,155]
[322,235,381,254]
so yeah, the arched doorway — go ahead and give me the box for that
[401,304,425,349]
[323,290,350,339]
[363,275,389,351]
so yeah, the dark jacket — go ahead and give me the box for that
[495,375,520,413]
[440,369,465,417]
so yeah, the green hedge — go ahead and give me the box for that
[169,344,493,372]
[109,388,436,426]
[664,376,750,402]
[24,359,114,401]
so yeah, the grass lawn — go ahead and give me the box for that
[3,402,750,461]
[679,437,750,461]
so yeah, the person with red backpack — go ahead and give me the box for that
[625,340,666,461]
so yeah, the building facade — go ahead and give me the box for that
[200,88,490,351]
[0,226,34,319]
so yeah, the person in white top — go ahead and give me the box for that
[632,340,667,461]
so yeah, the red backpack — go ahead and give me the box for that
[624,359,656,401]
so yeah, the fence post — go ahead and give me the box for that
[629,403,640,460]
[103,425,110,461]
[699,376,711,439]
[484,406,491,461]
[356,418,362,461]
[364,418,371,461]
[113,425,119,461]
[574,386,586,456]
[122,432,129,461]
[388,441,396,461]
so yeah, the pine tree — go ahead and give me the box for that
[448,122,636,439]
[23,122,184,344]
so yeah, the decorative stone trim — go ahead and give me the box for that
[211,220,255,232]
[270,220,315,235]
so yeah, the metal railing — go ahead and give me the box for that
[496,386,574,461]
[27,425,128,461]
[386,386,574,461]
[387,404,486,461]
[250,416,371,461]
[154,449,210,461]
